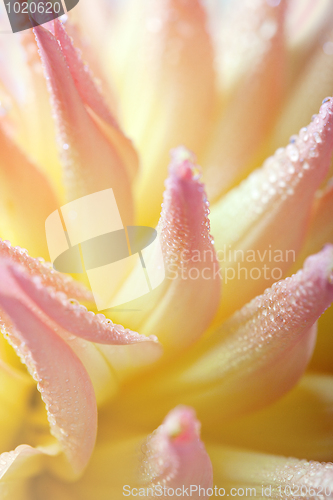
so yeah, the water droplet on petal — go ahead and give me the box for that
[286,144,299,162]
[313,132,322,143]
[299,127,308,141]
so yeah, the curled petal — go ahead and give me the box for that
[0,260,97,475]
[119,246,333,425]
[203,0,286,200]
[210,96,333,321]
[208,445,333,498]
[115,0,215,226]
[109,148,221,357]
[208,373,333,462]
[140,406,213,499]
[11,264,160,347]
[0,239,92,302]
[34,24,133,225]
[0,123,58,259]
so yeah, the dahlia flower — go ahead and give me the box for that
[0,0,333,499]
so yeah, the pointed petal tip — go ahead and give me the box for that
[161,146,215,256]
[163,405,201,443]
[169,147,201,181]
[260,94,333,185]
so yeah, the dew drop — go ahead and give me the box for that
[299,127,308,141]
[313,132,322,144]
[286,144,299,162]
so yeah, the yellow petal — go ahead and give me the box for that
[205,373,333,462]
[0,123,59,259]
[309,303,333,374]
[202,0,286,201]
[113,0,216,226]
[268,25,333,154]
[0,445,44,500]
[208,444,333,498]
[291,180,333,273]
[18,31,64,199]
[286,0,333,82]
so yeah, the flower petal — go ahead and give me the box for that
[34,407,212,500]
[0,239,91,302]
[269,25,333,153]
[0,123,58,259]
[292,180,333,271]
[19,31,64,198]
[202,0,286,201]
[289,182,333,372]
[114,0,215,226]
[118,245,333,426]
[207,373,333,462]
[52,19,139,182]
[0,445,44,500]
[0,243,162,392]
[34,24,133,225]
[309,303,333,374]
[210,96,333,322]
[286,0,333,82]
[108,148,221,357]
[139,406,213,498]
[0,359,33,453]
[0,260,97,476]
[208,444,333,498]
[10,264,160,347]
